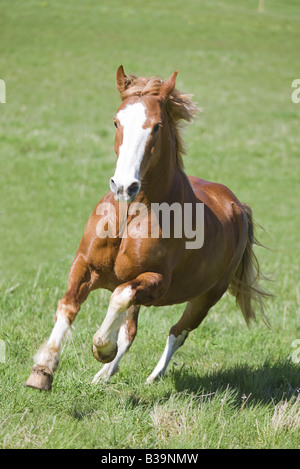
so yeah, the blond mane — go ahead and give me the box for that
[120,74,199,170]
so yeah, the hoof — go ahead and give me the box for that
[92,343,117,364]
[25,365,53,391]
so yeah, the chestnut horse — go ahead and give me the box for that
[25,66,268,391]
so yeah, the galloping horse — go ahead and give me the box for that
[26,66,268,391]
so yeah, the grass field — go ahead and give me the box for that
[0,0,300,449]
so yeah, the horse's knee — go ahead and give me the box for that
[56,296,80,324]
[109,285,134,313]
[58,256,92,323]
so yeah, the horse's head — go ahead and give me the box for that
[110,65,178,202]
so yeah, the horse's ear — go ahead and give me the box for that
[159,70,178,101]
[116,65,127,95]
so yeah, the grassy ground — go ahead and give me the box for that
[0,0,299,449]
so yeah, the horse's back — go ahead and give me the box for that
[188,175,244,216]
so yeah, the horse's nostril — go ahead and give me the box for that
[110,178,122,195]
[127,181,140,197]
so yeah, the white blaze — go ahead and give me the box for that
[113,102,151,190]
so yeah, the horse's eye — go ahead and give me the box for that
[153,123,161,133]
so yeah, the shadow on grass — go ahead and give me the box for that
[46,359,299,420]
[172,359,300,406]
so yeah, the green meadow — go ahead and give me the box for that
[0,0,299,449]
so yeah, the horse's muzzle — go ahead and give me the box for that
[110,177,140,202]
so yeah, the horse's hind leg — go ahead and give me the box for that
[25,256,92,391]
[146,289,224,383]
[92,305,139,384]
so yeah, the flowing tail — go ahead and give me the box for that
[229,204,271,327]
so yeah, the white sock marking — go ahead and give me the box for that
[146,331,188,383]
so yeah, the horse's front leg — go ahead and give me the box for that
[92,305,140,383]
[92,272,166,364]
[25,256,92,391]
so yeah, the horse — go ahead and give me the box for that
[25,66,268,391]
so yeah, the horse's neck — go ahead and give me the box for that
[139,125,188,204]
